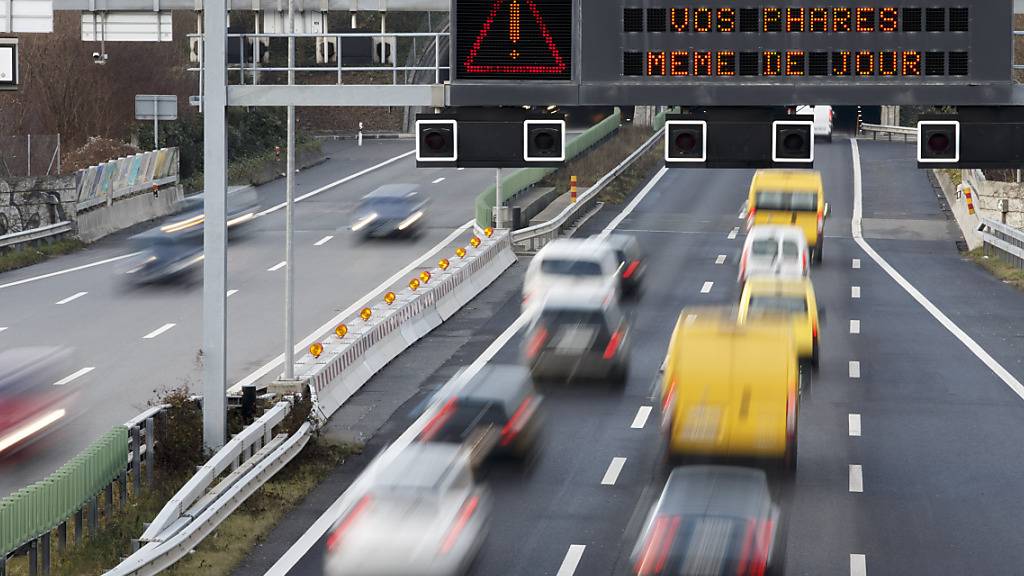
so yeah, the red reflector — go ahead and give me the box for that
[812,321,818,339]
[526,327,549,359]
[441,495,480,554]
[419,398,457,442]
[603,331,623,360]
[736,518,757,575]
[635,515,680,575]
[500,396,533,447]
[326,495,372,552]
[623,260,640,279]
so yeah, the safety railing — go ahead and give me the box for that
[0,220,73,250]
[860,123,917,141]
[979,217,1024,268]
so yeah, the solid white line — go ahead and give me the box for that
[55,291,88,305]
[556,545,586,576]
[0,252,140,291]
[257,150,415,217]
[457,167,465,171]
[849,361,861,379]
[852,258,861,269]
[849,413,861,437]
[849,464,864,492]
[233,220,476,394]
[601,457,627,486]
[53,366,95,386]
[631,406,652,429]
[267,261,287,272]
[851,554,867,576]
[851,286,861,299]
[314,235,334,246]
[431,177,446,184]
[701,281,713,294]
[597,167,669,239]
[226,289,239,298]
[728,227,739,240]
[0,327,6,333]
[143,323,176,339]
[851,140,1024,405]
[850,319,861,334]
[715,254,727,264]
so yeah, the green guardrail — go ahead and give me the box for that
[474,108,623,228]
[1,426,128,557]
[653,106,681,132]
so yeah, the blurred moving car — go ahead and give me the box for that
[522,238,620,311]
[594,233,646,298]
[738,225,809,285]
[796,104,834,142]
[417,364,544,463]
[323,443,490,576]
[630,466,783,576]
[738,276,821,370]
[661,308,799,472]
[746,170,829,264]
[0,348,78,458]
[351,184,428,239]
[524,292,630,384]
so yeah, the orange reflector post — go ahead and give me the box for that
[420,270,431,283]
[470,236,481,248]
[455,247,467,258]
[335,324,348,338]
[438,258,450,270]
[409,278,421,291]
[360,307,373,321]
[384,291,396,305]
[309,342,324,358]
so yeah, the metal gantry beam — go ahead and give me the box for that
[53,0,447,10]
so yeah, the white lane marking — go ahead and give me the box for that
[631,406,652,429]
[728,227,739,240]
[850,319,861,334]
[0,327,7,333]
[601,457,627,486]
[0,252,140,292]
[849,413,861,437]
[314,235,334,246]
[267,261,287,272]
[701,281,713,294]
[55,291,88,305]
[226,289,239,298]
[851,286,861,299]
[556,545,586,576]
[431,177,446,184]
[596,167,669,240]
[457,167,465,171]
[738,210,747,220]
[257,150,415,217]
[849,465,864,492]
[852,258,861,269]
[143,323,176,339]
[851,140,1024,405]
[849,361,861,379]
[234,220,476,394]
[851,554,867,576]
[53,366,95,386]
[715,254,727,264]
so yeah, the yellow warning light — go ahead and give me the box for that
[360,307,373,321]
[483,227,494,237]
[309,342,324,358]
[470,236,481,248]
[335,324,348,338]
[420,270,431,283]
[384,291,396,305]
[456,247,467,258]
[409,278,421,291]
[438,258,450,271]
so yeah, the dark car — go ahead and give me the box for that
[596,233,646,297]
[351,184,428,239]
[630,466,784,576]
[417,364,543,462]
[0,347,77,458]
[523,292,630,384]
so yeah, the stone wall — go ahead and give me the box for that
[0,176,78,237]
[963,169,1024,230]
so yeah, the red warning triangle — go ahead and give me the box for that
[462,0,568,75]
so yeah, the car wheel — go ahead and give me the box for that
[609,363,629,387]
[783,437,798,477]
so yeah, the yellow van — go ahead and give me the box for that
[661,307,799,472]
[747,169,829,263]
[738,276,820,370]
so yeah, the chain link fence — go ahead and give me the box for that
[0,135,62,177]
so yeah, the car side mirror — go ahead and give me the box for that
[823,202,831,219]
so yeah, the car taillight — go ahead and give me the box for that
[623,260,641,279]
[634,515,681,575]
[736,518,758,575]
[526,327,549,359]
[812,321,818,339]
[750,519,774,576]
[816,210,824,233]
[603,330,624,360]
[746,207,756,230]
[440,495,480,554]
[500,395,534,447]
[802,251,807,271]
[739,251,748,280]
[419,398,457,442]
[326,495,372,552]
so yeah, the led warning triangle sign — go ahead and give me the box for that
[461,0,569,76]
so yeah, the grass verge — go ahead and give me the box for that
[0,238,85,274]
[968,248,1024,290]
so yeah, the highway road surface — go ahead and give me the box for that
[240,138,1024,576]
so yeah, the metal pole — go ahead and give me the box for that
[495,168,502,227]
[56,133,60,174]
[145,417,155,485]
[153,97,159,148]
[202,0,228,451]
[26,134,31,176]
[283,0,296,380]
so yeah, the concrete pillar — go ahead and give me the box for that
[28,540,37,576]
[57,523,66,555]
[40,533,49,576]
[74,509,83,545]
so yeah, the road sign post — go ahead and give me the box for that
[135,94,177,148]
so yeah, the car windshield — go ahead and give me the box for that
[750,240,778,258]
[748,295,808,314]
[755,191,818,212]
[781,240,800,259]
[540,259,604,277]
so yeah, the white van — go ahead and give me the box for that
[523,239,620,312]
[738,225,810,285]
[796,105,834,142]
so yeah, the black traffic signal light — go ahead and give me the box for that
[772,121,814,163]
[524,120,565,162]
[665,120,707,163]
[415,120,458,163]
[917,121,959,164]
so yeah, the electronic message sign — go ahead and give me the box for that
[449,1,1014,106]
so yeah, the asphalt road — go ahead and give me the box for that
[252,137,1024,576]
[0,137,503,497]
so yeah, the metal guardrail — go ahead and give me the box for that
[860,123,917,142]
[0,220,73,249]
[979,217,1024,267]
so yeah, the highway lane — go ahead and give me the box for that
[257,137,1024,576]
[0,137,500,497]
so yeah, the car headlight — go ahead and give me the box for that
[397,211,424,231]
[351,212,379,232]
